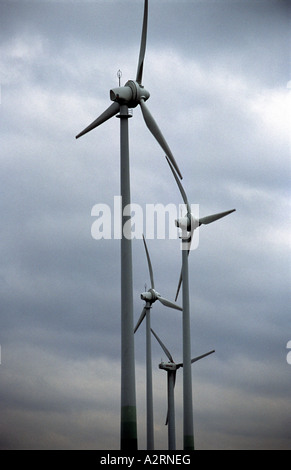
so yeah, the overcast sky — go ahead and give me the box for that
[0,0,290,450]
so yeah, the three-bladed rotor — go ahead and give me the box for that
[134,236,182,333]
[165,156,236,300]
[151,328,215,425]
[76,0,182,180]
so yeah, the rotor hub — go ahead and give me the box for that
[140,288,159,303]
[110,80,150,108]
[175,214,199,232]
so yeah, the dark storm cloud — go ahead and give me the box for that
[0,0,290,450]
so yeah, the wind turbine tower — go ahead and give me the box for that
[151,328,215,450]
[134,235,182,449]
[166,157,235,450]
[76,1,182,449]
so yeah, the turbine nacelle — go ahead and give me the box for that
[140,288,159,303]
[110,80,150,107]
[159,362,179,372]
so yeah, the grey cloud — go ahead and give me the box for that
[0,0,290,450]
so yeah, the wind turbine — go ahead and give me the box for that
[76,0,183,450]
[134,235,182,450]
[76,0,182,179]
[151,328,214,450]
[165,156,236,300]
[166,156,235,450]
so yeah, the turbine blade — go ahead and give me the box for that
[151,328,174,363]
[75,102,120,139]
[166,370,177,425]
[176,212,235,299]
[157,295,182,311]
[175,268,183,302]
[139,99,183,180]
[165,411,169,426]
[165,156,191,214]
[191,350,215,364]
[199,209,236,226]
[134,306,147,334]
[142,235,155,289]
[173,370,177,388]
[136,0,148,85]
[175,232,193,301]
[176,350,215,368]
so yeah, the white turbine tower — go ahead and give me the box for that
[166,156,236,450]
[76,1,183,450]
[151,328,215,450]
[134,235,182,450]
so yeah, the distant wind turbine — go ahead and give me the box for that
[134,235,182,450]
[166,155,235,450]
[76,0,183,450]
[166,156,236,301]
[151,328,214,450]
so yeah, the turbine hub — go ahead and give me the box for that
[140,288,159,303]
[110,80,150,107]
[175,214,199,232]
[140,291,152,302]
